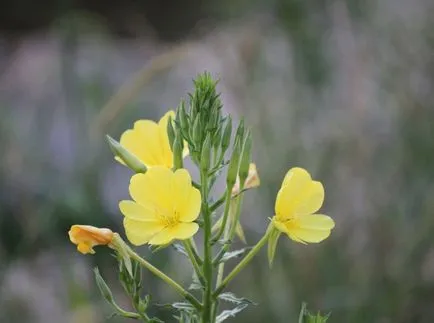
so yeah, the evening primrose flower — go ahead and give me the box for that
[272,167,334,243]
[68,225,114,254]
[232,163,260,196]
[119,167,201,245]
[117,111,187,168]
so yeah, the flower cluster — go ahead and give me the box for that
[67,73,335,322]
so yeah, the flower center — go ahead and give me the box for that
[161,210,180,227]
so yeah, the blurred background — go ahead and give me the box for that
[1,0,434,322]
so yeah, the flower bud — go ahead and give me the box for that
[166,116,175,149]
[94,267,114,303]
[106,135,147,173]
[173,134,184,170]
[178,100,189,131]
[238,130,252,185]
[221,116,232,153]
[200,133,212,172]
[226,138,241,187]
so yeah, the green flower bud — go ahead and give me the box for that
[235,119,245,144]
[106,135,147,173]
[178,100,189,131]
[221,116,232,153]
[238,130,252,185]
[226,137,241,187]
[166,116,175,149]
[192,114,202,146]
[94,267,114,303]
[212,126,222,149]
[200,133,212,172]
[173,135,184,170]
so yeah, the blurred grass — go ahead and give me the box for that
[1,0,434,322]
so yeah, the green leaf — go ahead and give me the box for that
[267,227,281,268]
[218,292,256,306]
[220,248,251,263]
[189,272,203,291]
[216,304,249,323]
[172,243,188,257]
[172,302,196,312]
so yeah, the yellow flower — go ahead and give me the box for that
[232,163,260,196]
[68,225,114,254]
[117,111,187,168]
[272,167,334,243]
[119,167,201,245]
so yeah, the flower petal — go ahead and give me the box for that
[178,188,201,222]
[123,218,165,246]
[134,119,169,167]
[275,177,324,219]
[148,223,199,245]
[281,167,312,188]
[170,222,199,240]
[290,227,332,243]
[287,214,334,243]
[119,200,158,221]
[129,168,173,213]
[147,227,174,245]
[297,214,335,231]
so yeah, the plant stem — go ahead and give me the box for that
[126,247,202,310]
[183,239,206,286]
[213,228,271,297]
[215,199,236,287]
[201,169,213,323]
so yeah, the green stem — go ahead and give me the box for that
[201,169,213,323]
[183,239,206,286]
[111,302,141,319]
[213,228,272,297]
[215,199,236,287]
[126,247,202,310]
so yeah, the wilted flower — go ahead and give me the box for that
[119,167,201,245]
[117,111,187,169]
[232,163,260,196]
[68,225,114,254]
[272,167,334,243]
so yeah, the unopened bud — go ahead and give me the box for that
[94,268,114,303]
[200,134,212,172]
[106,135,147,173]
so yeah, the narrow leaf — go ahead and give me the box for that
[218,292,256,305]
[216,304,249,323]
[220,248,251,263]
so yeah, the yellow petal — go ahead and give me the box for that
[271,219,304,243]
[179,188,201,222]
[281,167,311,188]
[119,128,159,166]
[119,200,158,221]
[148,223,199,245]
[77,243,94,254]
[123,218,165,246]
[169,222,199,240]
[290,227,332,243]
[129,168,173,212]
[297,214,335,231]
[275,177,324,219]
[134,120,169,167]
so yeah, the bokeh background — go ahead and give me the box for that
[1,0,434,322]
